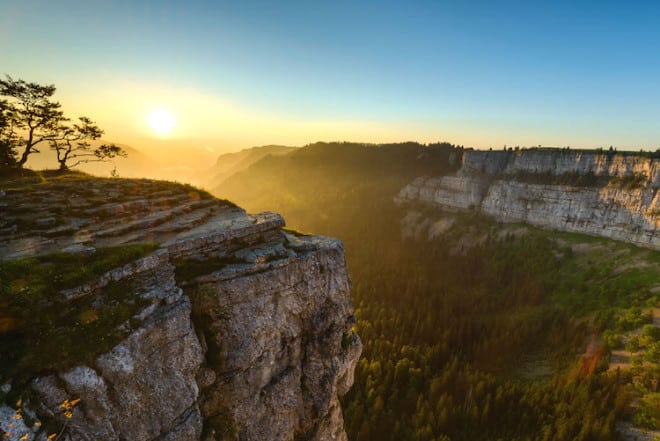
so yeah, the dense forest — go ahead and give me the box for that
[214,142,660,440]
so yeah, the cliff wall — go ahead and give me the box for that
[0,175,361,441]
[461,149,660,185]
[397,149,660,249]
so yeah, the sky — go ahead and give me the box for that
[2,0,660,156]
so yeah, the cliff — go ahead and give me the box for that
[396,149,660,249]
[0,173,361,441]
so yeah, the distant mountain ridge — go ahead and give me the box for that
[211,142,461,237]
[205,145,296,189]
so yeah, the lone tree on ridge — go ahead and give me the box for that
[0,75,125,170]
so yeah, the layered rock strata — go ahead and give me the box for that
[461,149,660,183]
[397,149,660,249]
[0,177,361,441]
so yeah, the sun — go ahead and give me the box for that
[146,108,176,136]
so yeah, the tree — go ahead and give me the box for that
[0,99,18,168]
[49,117,126,171]
[0,75,125,169]
[0,140,16,169]
[0,76,65,167]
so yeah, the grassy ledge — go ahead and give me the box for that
[0,243,159,389]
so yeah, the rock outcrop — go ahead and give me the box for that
[0,175,361,441]
[396,149,660,249]
[192,233,360,441]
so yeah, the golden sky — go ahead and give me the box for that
[3,0,659,162]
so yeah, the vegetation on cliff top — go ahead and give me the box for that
[0,169,239,397]
[0,243,159,387]
[507,170,653,189]
[0,169,235,245]
[0,168,219,201]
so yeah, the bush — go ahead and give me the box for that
[602,330,622,349]
[634,393,660,429]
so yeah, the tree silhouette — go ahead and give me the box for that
[0,99,18,168]
[49,116,125,171]
[0,76,64,167]
[0,75,125,170]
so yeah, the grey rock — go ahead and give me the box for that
[30,297,204,441]
[461,149,660,186]
[61,243,96,256]
[1,179,359,441]
[0,183,362,441]
[35,217,57,227]
[0,405,37,441]
[397,149,660,249]
[193,236,361,441]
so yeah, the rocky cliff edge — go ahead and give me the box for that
[0,173,361,441]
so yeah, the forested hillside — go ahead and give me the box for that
[212,143,660,441]
[204,145,296,189]
[214,142,460,238]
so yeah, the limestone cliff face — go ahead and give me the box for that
[192,234,360,441]
[0,177,361,441]
[396,149,660,249]
[460,149,660,185]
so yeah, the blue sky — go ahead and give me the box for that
[1,0,660,151]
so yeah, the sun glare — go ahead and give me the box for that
[146,108,175,136]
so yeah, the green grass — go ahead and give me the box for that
[0,243,159,302]
[409,209,660,325]
[0,278,149,386]
[425,210,660,348]
[0,243,160,388]
[0,168,48,188]
[552,246,660,320]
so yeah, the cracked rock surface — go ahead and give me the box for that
[0,176,361,441]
